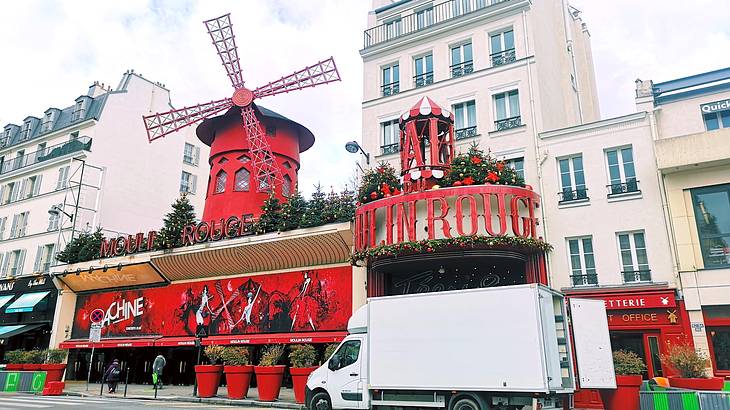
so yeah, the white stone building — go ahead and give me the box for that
[0,71,209,277]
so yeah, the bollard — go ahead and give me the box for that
[99,376,104,397]
[154,378,158,399]
[124,367,129,398]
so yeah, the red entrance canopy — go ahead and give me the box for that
[155,337,197,347]
[59,337,158,349]
[202,331,347,346]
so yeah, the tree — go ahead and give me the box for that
[56,228,104,263]
[155,194,197,250]
[255,194,285,234]
[300,184,327,228]
[279,189,307,231]
[323,188,356,223]
[357,162,401,204]
[444,143,524,187]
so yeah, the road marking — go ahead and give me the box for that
[0,397,49,408]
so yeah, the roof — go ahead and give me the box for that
[653,66,730,105]
[399,96,454,128]
[195,103,315,152]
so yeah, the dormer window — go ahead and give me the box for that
[41,112,55,132]
[72,100,87,121]
[21,121,32,140]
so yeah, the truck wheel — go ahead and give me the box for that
[310,391,332,410]
[451,397,482,410]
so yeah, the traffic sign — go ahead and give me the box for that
[90,309,104,324]
[89,323,102,343]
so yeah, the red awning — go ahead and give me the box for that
[59,337,158,349]
[202,331,347,346]
[155,337,197,347]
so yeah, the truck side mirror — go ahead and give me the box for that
[328,355,341,371]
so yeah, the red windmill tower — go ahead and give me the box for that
[143,13,340,220]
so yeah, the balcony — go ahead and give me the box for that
[571,274,598,287]
[364,0,508,48]
[558,188,589,204]
[0,137,92,176]
[494,116,522,131]
[451,61,474,78]
[381,143,400,155]
[381,82,400,97]
[455,126,477,140]
[414,72,434,88]
[607,179,640,198]
[623,269,652,283]
[491,49,516,66]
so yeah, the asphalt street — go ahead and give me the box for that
[0,393,271,410]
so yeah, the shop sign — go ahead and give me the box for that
[700,98,730,114]
[601,293,675,310]
[607,308,680,327]
[58,262,166,292]
[0,275,56,295]
[71,266,352,339]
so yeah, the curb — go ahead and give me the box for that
[63,390,305,408]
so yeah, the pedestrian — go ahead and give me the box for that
[152,354,166,389]
[103,359,121,394]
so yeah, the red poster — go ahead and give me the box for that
[72,267,352,339]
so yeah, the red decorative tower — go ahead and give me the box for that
[141,13,340,220]
[399,97,455,192]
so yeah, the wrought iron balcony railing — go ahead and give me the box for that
[381,82,400,97]
[0,136,92,176]
[607,179,640,197]
[451,61,474,78]
[494,116,522,131]
[622,269,652,283]
[381,143,400,155]
[571,274,598,287]
[414,72,434,88]
[363,0,508,48]
[491,48,516,66]
[559,188,589,203]
[455,126,477,140]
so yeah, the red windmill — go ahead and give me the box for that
[143,13,340,220]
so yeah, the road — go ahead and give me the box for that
[0,393,271,409]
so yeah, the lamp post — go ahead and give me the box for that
[345,141,370,165]
[49,204,75,268]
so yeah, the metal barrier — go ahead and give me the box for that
[0,371,47,393]
[640,389,730,410]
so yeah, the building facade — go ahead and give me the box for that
[0,71,209,351]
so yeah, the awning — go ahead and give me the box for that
[5,291,50,313]
[202,331,348,346]
[55,261,166,292]
[155,337,197,347]
[0,324,45,339]
[0,295,14,309]
[59,337,158,349]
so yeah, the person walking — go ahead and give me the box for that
[103,359,121,394]
[152,354,166,389]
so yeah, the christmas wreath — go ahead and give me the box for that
[444,143,525,188]
[357,163,402,204]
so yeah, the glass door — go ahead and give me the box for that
[644,334,664,378]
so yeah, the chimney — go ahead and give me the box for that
[88,80,106,97]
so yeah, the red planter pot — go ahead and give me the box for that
[599,374,642,410]
[668,376,725,391]
[22,364,42,371]
[195,365,223,398]
[41,364,67,382]
[254,365,285,401]
[4,364,23,371]
[290,367,317,404]
[224,365,254,399]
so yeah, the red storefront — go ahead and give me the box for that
[566,286,693,408]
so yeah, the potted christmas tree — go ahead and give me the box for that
[4,350,26,370]
[254,344,286,401]
[289,344,319,404]
[41,349,68,382]
[221,346,253,399]
[195,345,224,398]
[663,344,724,390]
[599,350,646,410]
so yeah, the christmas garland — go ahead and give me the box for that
[349,235,553,264]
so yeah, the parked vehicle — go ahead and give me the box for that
[306,284,615,410]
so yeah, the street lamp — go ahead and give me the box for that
[345,141,370,165]
[48,204,74,221]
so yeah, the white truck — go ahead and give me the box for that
[305,284,615,410]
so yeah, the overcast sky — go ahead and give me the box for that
[0,1,728,197]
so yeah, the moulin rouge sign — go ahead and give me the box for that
[99,214,255,258]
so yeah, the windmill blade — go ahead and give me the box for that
[240,105,283,192]
[253,57,341,99]
[143,98,233,142]
[203,14,245,89]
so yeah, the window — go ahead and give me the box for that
[23,175,42,199]
[452,0,471,16]
[234,168,250,192]
[490,29,516,66]
[558,155,587,203]
[0,217,6,240]
[380,119,399,155]
[47,205,61,232]
[56,166,70,189]
[415,6,434,29]
[14,150,25,171]
[691,184,730,268]
[506,157,525,181]
[20,121,32,140]
[384,17,402,40]
[282,174,292,197]
[606,146,638,196]
[382,63,399,96]
[452,100,477,139]
[329,340,361,370]
[493,90,521,131]
[2,181,20,204]
[567,237,597,286]
[9,212,29,238]
[41,112,54,132]
[257,173,271,192]
[33,244,55,273]
[72,100,86,121]
[180,171,197,195]
[183,143,200,166]
[617,231,650,282]
[414,54,433,87]
[0,249,26,277]
[709,327,730,371]
[36,142,47,161]
[214,171,227,194]
[703,109,730,131]
[450,42,473,78]
[238,155,250,164]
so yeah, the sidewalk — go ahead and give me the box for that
[63,380,305,408]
